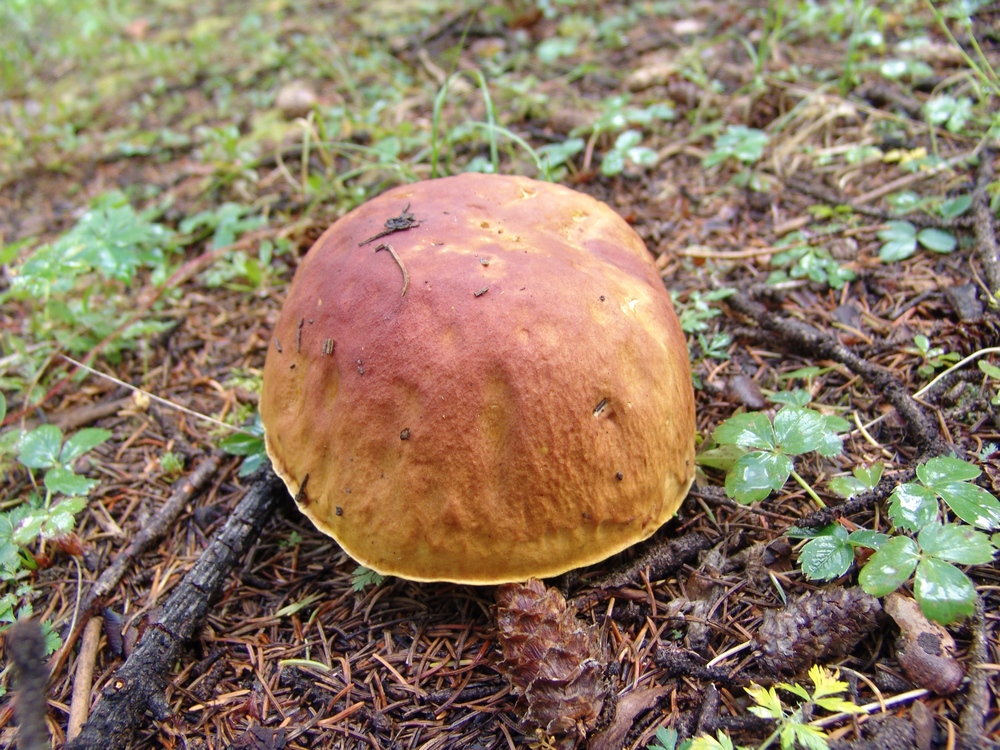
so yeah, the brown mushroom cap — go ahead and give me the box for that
[260,173,695,584]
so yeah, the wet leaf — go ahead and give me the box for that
[914,557,976,624]
[18,425,63,469]
[888,483,939,531]
[59,427,111,464]
[917,523,995,564]
[799,535,853,580]
[725,451,792,504]
[774,407,831,454]
[712,412,775,451]
[858,536,919,596]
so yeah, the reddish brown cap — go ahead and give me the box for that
[260,173,695,584]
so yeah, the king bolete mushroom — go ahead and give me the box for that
[260,173,695,584]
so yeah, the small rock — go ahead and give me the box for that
[944,283,983,322]
[276,82,318,119]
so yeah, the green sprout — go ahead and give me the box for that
[746,666,864,750]
[979,360,1000,405]
[907,335,962,378]
[877,220,957,262]
[351,565,385,591]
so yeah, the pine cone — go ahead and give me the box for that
[495,579,606,744]
[753,586,881,675]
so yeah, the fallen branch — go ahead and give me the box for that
[64,466,287,750]
[971,148,1000,302]
[725,291,945,455]
[49,451,226,684]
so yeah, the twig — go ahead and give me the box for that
[8,620,50,750]
[68,617,104,740]
[64,466,287,750]
[570,532,711,608]
[971,148,1000,302]
[60,356,254,435]
[725,292,945,455]
[49,451,225,684]
[854,149,977,205]
[959,599,990,750]
[783,176,973,229]
[374,243,410,296]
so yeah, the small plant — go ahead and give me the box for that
[351,565,385,591]
[158,451,184,476]
[601,129,658,176]
[746,665,864,750]
[704,406,848,505]
[907,334,961,378]
[648,726,694,750]
[767,243,856,290]
[887,456,1000,531]
[877,220,957,262]
[979,360,1000,405]
[672,289,736,334]
[0,393,109,651]
[689,731,748,750]
[794,457,999,624]
[829,461,883,499]
[219,413,267,477]
[703,125,769,168]
[859,522,994,623]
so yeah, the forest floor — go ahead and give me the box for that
[1,1,1000,749]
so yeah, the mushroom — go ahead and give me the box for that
[260,173,695,585]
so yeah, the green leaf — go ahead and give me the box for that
[979,360,1000,379]
[0,513,23,572]
[60,428,112,464]
[917,228,957,253]
[43,497,87,537]
[712,412,775,451]
[769,389,811,407]
[888,483,939,532]
[601,149,625,176]
[878,220,917,243]
[879,239,917,262]
[695,443,746,471]
[935,481,1000,530]
[536,138,585,170]
[725,451,792,504]
[41,620,63,655]
[774,407,831,454]
[0,393,6,425]
[220,432,265,456]
[18,425,64,469]
[787,724,830,750]
[859,536,919,596]
[914,557,977,624]
[745,683,784,719]
[829,476,868,499]
[44,467,97,496]
[614,129,643,151]
[918,523,995,565]
[847,529,889,550]
[939,195,972,219]
[799,535,853,581]
[649,727,678,750]
[920,224,958,255]
[918,456,981,485]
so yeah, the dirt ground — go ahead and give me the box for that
[1,1,1000,749]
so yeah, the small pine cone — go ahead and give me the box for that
[753,586,881,675]
[495,579,606,743]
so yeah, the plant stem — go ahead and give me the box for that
[790,469,826,509]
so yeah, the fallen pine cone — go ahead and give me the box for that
[494,579,606,747]
[753,586,882,675]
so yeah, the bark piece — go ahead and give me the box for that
[884,593,964,696]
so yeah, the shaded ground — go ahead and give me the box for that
[1,1,1000,749]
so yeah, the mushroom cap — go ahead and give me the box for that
[260,173,695,584]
